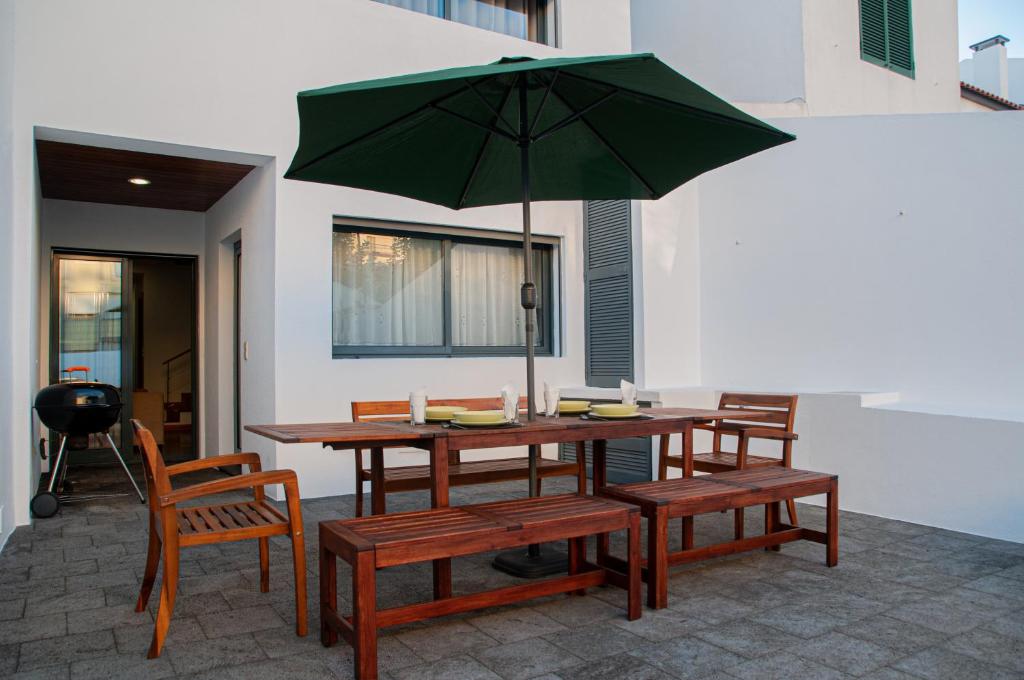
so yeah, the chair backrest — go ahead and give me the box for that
[352,396,529,423]
[716,393,798,434]
[131,419,171,511]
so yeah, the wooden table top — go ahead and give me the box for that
[246,408,766,446]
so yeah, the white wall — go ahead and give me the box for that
[0,0,17,549]
[6,0,632,519]
[697,113,1024,415]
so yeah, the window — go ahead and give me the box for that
[860,0,914,78]
[332,220,558,357]
[373,0,557,46]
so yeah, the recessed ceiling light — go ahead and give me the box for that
[128,177,151,186]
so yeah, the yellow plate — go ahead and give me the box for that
[558,400,590,414]
[590,403,639,417]
[588,411,644,419]
[452,410,506,425]
[425,405,468,422]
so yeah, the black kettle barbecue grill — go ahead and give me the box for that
[31,367,145,518]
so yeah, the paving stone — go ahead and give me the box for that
[66,569,137,592]
[0,566,28,584]
[0,614,67,645]
[790,631,898,677]
[856,670,921,680]
[24,589,106,618]
[667,593,756,625]
[839,614,947,656]
[0,598,25,621]
[724,651,850,680]
[892,646,1021,680]
[886,594,995,634]
[396,619,498,662]
[472,637,581,680]
[545,622,646,661]
[28,559,97,580]
[197,604,285,638]
[983,609,1024,641]
[17,630,115,672]
[68,652,175,679]
[611,606,708,642]
[694,619,801,659]
[555,652,676,680]
[183,654,345,680]
[961,574,1024,603]
[29,536,92,553]
[629,635,744,679]
[67,603,152,634]
[164,632,267,675]
[467,606,568,643]
[5,664,70,679]
[113,616,206,655]
[750,602,849,638]
[392,654,503,680]
[0,577,65,602]
[531,593,623,627]
[945,627,1024,672]
[1,642,18,674]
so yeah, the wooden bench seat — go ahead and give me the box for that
[320,494,641,679]
[599,467,838,609]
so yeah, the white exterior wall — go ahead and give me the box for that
[631,0,962,118]
[0,0,17,548]
[3,0,632,524]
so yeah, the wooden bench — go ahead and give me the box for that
[351,398,586,516]
[320,494,640,679]
[599,468,838,609]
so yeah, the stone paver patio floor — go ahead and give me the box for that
[1,464,1023,679]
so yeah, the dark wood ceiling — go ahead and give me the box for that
[36,140,256,212]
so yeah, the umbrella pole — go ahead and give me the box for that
[492,75,567,578]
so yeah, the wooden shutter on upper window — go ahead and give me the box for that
[583,200,633,388]
[860,0,887,65]
[885,0,915,76]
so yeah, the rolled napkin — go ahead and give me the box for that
[501,384,519,423]
[409,388,427,425]
[544,382,560,416]
[620,379,638,406]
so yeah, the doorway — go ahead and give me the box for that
[50,250,198,464]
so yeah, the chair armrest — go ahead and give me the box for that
[159,469,297,507]
[165,453,262,476]
[724,424,797,441]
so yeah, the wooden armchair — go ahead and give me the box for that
[130,420,307,658]
[351,397,587,516]
[658,393,799,538]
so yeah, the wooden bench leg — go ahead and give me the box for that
[370,448,386,516]
[568,536,587,596]
[320,544,338,647]
[765,501,781,552]
[258,537,270,592]
[681,424,694,550]
[627,511,641,621]
[647,507,669,610]
[786,498,799,526]
[429,438,452,600]
[353,550,378,680]
[826,481,839,567]
[593,440,611,558]
[575,442,587,495]
[734,508,745,541]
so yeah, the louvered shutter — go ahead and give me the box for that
[559,200,650,484]
[885,0,915,76]
[859,0,915,77]
[859,0,887,65]
[583,200,634,388]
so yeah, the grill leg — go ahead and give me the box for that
[46,436,69,493]
[105,432,146,503]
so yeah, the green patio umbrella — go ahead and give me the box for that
[285,52,793,573]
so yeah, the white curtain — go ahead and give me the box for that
[333,232,444,347]
[58,259,123,387]
[374,0,443,17]
[451,242,540,347]
[451,0,528,40]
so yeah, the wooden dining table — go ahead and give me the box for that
[246,407,769,598]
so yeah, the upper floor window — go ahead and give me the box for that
[859,0,915,78]
[332,219,559,358]
[373,0,557,47]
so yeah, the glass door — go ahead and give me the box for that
[51,253,132,453]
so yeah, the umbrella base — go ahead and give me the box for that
[492,545,568,579]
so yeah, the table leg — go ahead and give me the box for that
[592,440,610,558]
[681,422,694,550]
[429,437,452,599]
[370,447,386,516]
[826,480,839,567]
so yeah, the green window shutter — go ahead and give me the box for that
[583,200,634,388]
[860,0,888,66]
[859,0,915,78]
[885,0,915,77]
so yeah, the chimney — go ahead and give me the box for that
[966,35,1010,98]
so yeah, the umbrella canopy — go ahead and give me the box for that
[286,53,794,209]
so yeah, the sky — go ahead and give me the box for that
[959,0,1024,59]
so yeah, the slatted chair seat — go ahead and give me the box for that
[691,451,783,471]
[320,494,642,679]
[176,501,290,544]
[351,397,587,516]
